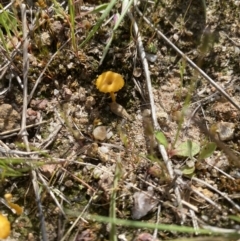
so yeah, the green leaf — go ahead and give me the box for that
[198,142,217,159]
[88,3,108,14]
[173,140,200,157]
[228,215,240,223]
[181,164,195,176]
[155,131,168,148]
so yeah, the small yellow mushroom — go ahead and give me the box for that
[0,213,10,239]
[96,71,124,102]
[4,193,23,215]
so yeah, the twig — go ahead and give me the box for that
[205,159,235,180]
[135,6,240,112]
[19,4,30,152]
[201,225,240,234]
[0,121,48,137]
[128,11,158,130]
[189,209,199,235]
[192,177,240,212]
[181,200,199,213]
[31,170,48,241]
[128,8,184,223]
[0,1,13,13]
[132,77,147,102]
[20,5,48,240]
[37,172,68,216]
[153,205,161,239]
[37,123,62,149]
[36,109,64,149]
[0,147,49,156]
[190,187,222,211]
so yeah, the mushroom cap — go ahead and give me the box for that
[96,71,124,93]
[0,214,10,239]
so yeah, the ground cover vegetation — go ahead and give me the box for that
[0,0,240,240]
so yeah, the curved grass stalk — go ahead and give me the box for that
[100,0,134,65]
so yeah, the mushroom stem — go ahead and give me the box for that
[110,92,116,102]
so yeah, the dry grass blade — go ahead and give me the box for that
[60,192,95,241]
[135,5,240,112]
[190,187,221,211]
[192,177,240,212]
[32,170,48,241]
[0,121,48,138]
[19,3,29,151]
[37,172,67,216]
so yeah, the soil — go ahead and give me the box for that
[0,0,240,240]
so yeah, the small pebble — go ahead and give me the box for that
[93,126,107,141]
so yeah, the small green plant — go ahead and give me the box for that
[0,157,45,180]
[146,41,157,54]
[155,130,217,176]
[89,215,220,235]
[156,131,200,158]
[198,142,217,159]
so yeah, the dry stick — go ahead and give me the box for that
[132,77,147,102]
[21,4,48,241]
[190,187,222,211]
[37,123,62,149]
[135,6,240,112]
[31,170,48,241]
[37,172,67,216]
[0,121,48,136]
[205,160,235,180]
[192,177,240,212]
[0,1,13,13]
[153,205,161,239]
[0,147,49,156]
[189,209,199,235]
[128,10,184,223]
[19,4,30,152]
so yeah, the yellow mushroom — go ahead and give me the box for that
[4,193,23,215]
[0,213,10,239]
[96,71,124,102]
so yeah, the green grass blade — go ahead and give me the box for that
[89,215,218,235]
[68,0,77,51]
[79,0,118,48]
[88,3,108,14]
[99,0,134,64]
